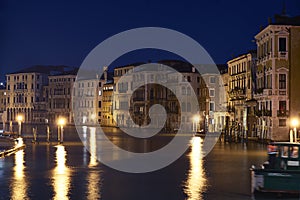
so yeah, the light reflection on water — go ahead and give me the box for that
[1,129,273,200]
[11,149,29,200]
[184,136,207,200]
[87,127,102,200]
[52,145,71,200]
[89,127,98,167]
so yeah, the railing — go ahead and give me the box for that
[277,110,289,117]
[255,110,272,117]
[263,89,272,96]
[279,90,287,95]
[279,51,288,59]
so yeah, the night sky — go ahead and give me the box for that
[0,0,300,81]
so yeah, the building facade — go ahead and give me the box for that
[44,71,77,124]
[227,51,257,138]
[254,14,300,141]
[5,71,48,123]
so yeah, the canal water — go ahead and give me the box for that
[0,128,298,200]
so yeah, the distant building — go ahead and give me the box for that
[254,14,300,141]
[227,51,257,138]
[200,64,228,132]
[0,83,7,131]
[101,82,115,126]
[112,61,226,132]
[43,69,78,124]
[0,83,7,113]
[5,66,77,124]
[73,77,99,126]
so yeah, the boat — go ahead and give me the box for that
[250,141,300,194]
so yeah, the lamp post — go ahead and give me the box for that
[16,115,23,137]
[57,117,66,143]
[291,118,299,143]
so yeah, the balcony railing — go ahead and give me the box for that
[255,110,272,117]
[277,110,289,117]
[228,87,246,100]
[279,51,288,59]
[263,89,272,96]
[279,90,287,95]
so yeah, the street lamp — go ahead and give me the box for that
[16,115,23,137]
[57,117,66,143]
[291,118,299,143]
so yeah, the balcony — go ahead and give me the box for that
[279,90,287,95]
[228,87,246,100]
[255,110,272,117]
[263,89,272,96]
[277,110,289,117]
[278,51,288,59]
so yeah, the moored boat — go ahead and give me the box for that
[250,142,300,194]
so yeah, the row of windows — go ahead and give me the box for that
[50,78,75,83]
[256,74,286,90]
[7,96,35,104]
[7,83,40,90]
[77,82,95,88]
[7,74,39,81]
[229,62,247,75]
[258,37,287,59]
[257,100,286,111]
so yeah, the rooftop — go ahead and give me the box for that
[8,65,77,76]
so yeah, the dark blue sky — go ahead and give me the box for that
[0,0,300,81]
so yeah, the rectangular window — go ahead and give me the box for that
[98,101,101,108]
[279,38,286,52]
[209,89,215,97]
[187,76,191,82]
[279,101,286,111]
[279,74,286,89]
[209,102,215,111]
[210,77,216,84]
